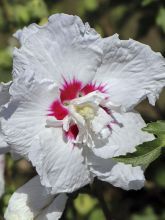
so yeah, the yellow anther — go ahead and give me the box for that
[76,104,95,120]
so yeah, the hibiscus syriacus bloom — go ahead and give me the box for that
[1,13,165,219]
[4,176,67,220]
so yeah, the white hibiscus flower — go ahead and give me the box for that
[1,14,165,207]
[5,176,67,220]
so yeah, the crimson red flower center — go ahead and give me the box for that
[48,79,106,141]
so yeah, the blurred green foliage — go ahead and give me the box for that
[0,0,165,220]
[156,6,165,33]
[131,207,159,220]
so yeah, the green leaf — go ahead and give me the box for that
[74,194,98,215]
[131,207,158,220]
[27,0,48,19]
[142,120,165,135]
[154,164,165,188]
[0,48,12,69]
[141,0,155,7]
[156,7,165,33]
[114,121,165,168]
[84,0,98,11]
[14,5,30,23]
[89,208,106,220]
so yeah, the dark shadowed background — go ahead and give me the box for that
[0,0,165,219]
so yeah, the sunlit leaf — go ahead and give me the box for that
[156,7,165,33]
[84,0,98,11]
[110,5,127,23]
[143,121,165,135]
[89,208,106,220]
[0,49,12,69]
[131,207,157,220]
[74,194,98,215]
[14,5,29,23]
[27,0,48,19]
[141,0,156,6]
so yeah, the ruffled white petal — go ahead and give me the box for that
[87,150,145,190]
[29,128,92,194]
[1,74,58,157]
[0,155,5,197]
[0,82,11,108]
[0,127,9,153]
[105,163,145,190]
[92,111,154,159]
[91,107,111,136]
[84,106,152,190]
[35,194,67,220]
[0,82,11,152]
[95,34,165,110]
[5,177,67,220]
[13,14,102,85]
[4,176,55,220]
